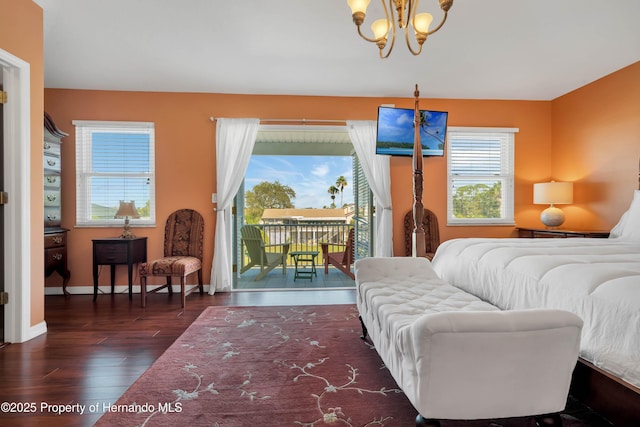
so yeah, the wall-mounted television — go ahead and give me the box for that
[376,106,448,157]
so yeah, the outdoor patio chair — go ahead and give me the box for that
[139,208,204,308]
[321,227,355,279]
[240,225,290,281]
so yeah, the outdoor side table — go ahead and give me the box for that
[289,251,318,282]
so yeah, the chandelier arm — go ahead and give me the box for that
[357,24,382,43]
[411,0,419,27]
[374,0,394,58]
[356,0,393,44]
[403,0,424,56]
[424,11,448,36]
[379,23,396,58]
[384,0,393,27]
[404,24,424,56]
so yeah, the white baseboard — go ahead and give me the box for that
[44,284,211,296]
[27,321,48,341]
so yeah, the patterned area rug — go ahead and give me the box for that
[94,305,415,426]
[95,305,607,427]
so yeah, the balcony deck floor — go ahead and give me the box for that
[235,265,355,290]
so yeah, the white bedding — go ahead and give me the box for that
[431,238,640,389]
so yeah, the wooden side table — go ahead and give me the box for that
[289,250,318,282]
[92,237,147,301]
[516,227,610,239]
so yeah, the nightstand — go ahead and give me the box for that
[516,227,610,239]
[92,237,147,301]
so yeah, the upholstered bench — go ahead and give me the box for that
[354,257,583,427]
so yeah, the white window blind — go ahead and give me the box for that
[446,127,517,225]
[73,121,156,227]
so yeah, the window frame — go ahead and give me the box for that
[446,127,518,226]
[73,120,156,227]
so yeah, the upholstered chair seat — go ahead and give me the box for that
[139,256,201,277]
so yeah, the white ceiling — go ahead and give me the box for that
[35,0,640,101]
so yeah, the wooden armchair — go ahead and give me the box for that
[240,225,290,281]
[404,209,440,260]
[321,228,355,280]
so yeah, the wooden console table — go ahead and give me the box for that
[92,237,147,301]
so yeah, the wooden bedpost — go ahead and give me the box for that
[412,84,427,258]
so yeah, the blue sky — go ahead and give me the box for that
[245,155,354,208]
[91,132,151,208]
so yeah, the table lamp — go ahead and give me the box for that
[114,200,140,238]
[533,181,573,227]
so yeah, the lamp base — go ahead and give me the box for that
[120,229,136,239]
[540,206,565,228]
[119,219,136,239]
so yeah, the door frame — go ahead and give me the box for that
[232,125,373,289]
[1,48,43,343]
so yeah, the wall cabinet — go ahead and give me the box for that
[44,113,70,295]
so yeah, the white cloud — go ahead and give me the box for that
[311,163,330,178]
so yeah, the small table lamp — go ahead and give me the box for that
[114,200,140,239]
[533,181,573,228]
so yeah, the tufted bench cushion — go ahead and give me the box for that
[354,257,583,423]
[355,257,499,410]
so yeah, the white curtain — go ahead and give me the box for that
[347,120,394,257]
[210,118,260,294]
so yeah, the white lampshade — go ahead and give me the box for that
[413,13,433,33]
[371,19,390,39]
[114,200,140,219]
[533,182,573,205]
[533,182,573,227]
[347,0,370,14]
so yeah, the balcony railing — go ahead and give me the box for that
[239,223,353,270]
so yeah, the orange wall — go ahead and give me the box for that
[0,0,45,326]
[45,89,553,282]
[389,99,552,255]
[551,61,640,230]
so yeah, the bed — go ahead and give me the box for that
[430,187,640,424]
[432,236,640,386]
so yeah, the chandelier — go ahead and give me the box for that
[347,0,453,58]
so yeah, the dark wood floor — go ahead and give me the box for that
[0,291,614,427]
[0,290,356,427]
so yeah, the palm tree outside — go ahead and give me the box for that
[336,176,348,207]
[328,185,339,208]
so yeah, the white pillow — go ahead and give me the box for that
[609,190,640,240]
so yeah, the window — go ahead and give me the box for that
[446,127,518,225]
[74,121,156,227]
